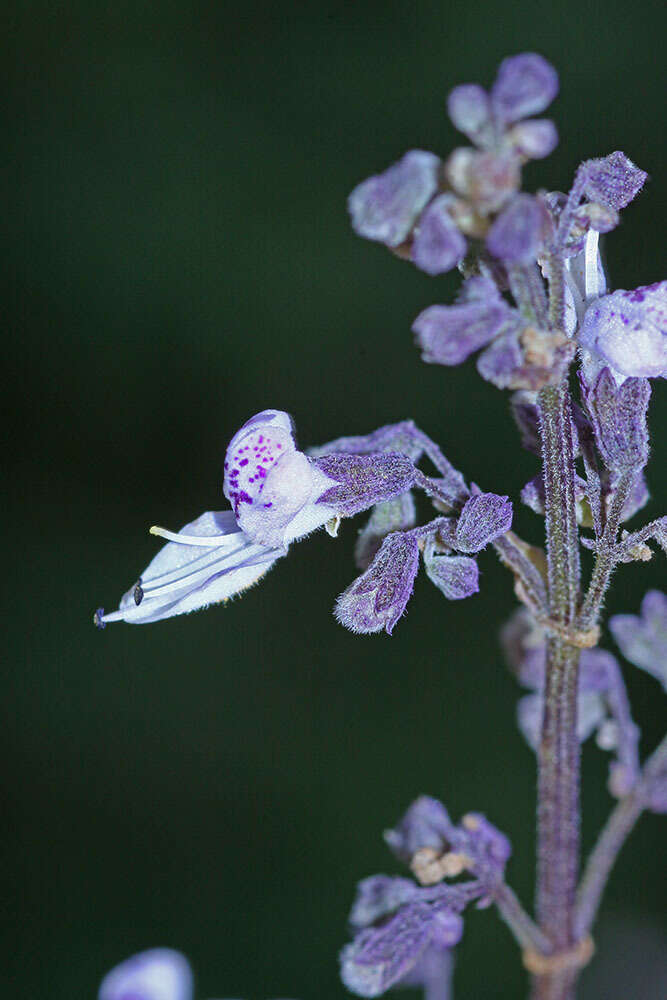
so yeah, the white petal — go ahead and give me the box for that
[99,948,193,1000]
[99,512,284,625]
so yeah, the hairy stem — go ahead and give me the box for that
[578,471,636,630]
[575,734,667,937]
[532,382,582,1000]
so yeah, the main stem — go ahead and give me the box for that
[532,381,582,1000]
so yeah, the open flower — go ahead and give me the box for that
[579,281,667,380]
[96,410,418,627]
[340,798,511,997]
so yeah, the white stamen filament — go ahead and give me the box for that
[149,525,241,547]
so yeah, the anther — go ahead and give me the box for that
[93,608,106,630]
[133,580,144,606]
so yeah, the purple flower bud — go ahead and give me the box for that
[582,151,648,210]
[582,368,651,472]
[348,150,441,247]
[412,195,467,275]
[507,119,558,159]
[455,492,513,552]
[384,796,453,861]
[314,453,417,517]
[99,949,193,1000]
[340,901,463,998]
[490,53,559,124]
[355,494,417,570]
[424,547,480,601]
[446,83,491,140]
[412,276,513,366]
[610,590,667,691]
[335,531,420,634]
[579,282,667,379]
[486,194,551,265]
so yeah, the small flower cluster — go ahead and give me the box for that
[96,413,512,634]
[340,797,511,997]
[349,54,664,396]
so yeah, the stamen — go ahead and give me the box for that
[149,525,242,547]
[133,580,144,606]
[93,608,106,629]
[584,230,601,301]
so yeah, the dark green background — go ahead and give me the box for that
[4,2,666,997]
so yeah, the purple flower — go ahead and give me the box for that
[348,150,441,248]
[384,797,511,881]
[486,194,551,265]
[99,949,193,1000]
[96,411,422,627]
[413,276,515,367]
[581,367,651,472]
[490,53,559,124]
[579,281,667,379]
[581,151,648,210]
[412,195,467,275]
[610,590,667,691]
[341,799,512,997]
[335,531,420,635]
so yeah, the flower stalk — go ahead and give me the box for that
[533,381,583,999]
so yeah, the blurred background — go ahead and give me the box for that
[4,2,666,997]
